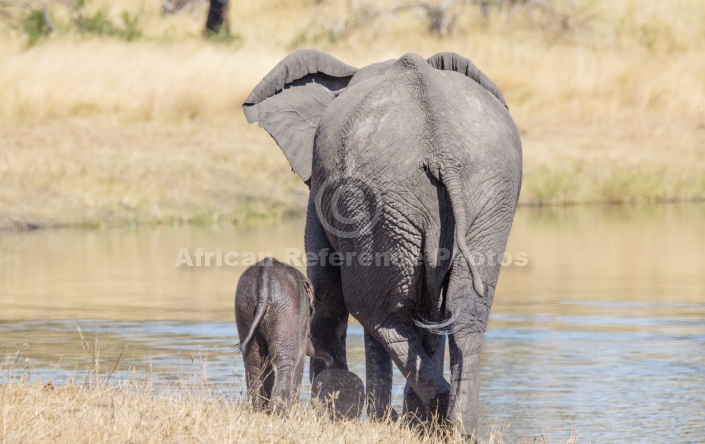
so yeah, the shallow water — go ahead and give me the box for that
[1,204,704,443]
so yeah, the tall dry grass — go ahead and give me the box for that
[3,380,577,444]
[2,0,703,122]
[1,0,704,228]
[1,344,580,444]
[1,333,579,444]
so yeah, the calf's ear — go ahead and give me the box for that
[243,49,358,184]
[303,280,315,312]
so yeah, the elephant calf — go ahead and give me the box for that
[235,257,332,411]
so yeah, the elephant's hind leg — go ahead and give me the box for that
[268,321,306,411]
[305,201,349,380]
[341,236,450,423]
[350,290,451,423]
[260,360,275,410]
[403,329,446,422]
[445,194,515,436]
[243,337,271,411]
[370,318,451,417]
[269,359,296,412]
[444,253,499,436]
[364,330,396,421]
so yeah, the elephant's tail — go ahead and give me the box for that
[414,314,458,335]
[239,257,273,354]
[442,169,485,297]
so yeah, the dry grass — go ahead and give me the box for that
[1,338,580,444]
[1,0,704,228]
[4,381,571,444]
[0,117,307,229]
[1,334,578,444]
[0,329,579,444]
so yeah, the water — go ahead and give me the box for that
[1,204,704,443]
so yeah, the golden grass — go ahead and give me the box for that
[0,118,306,229]
[1,0,704,228]
[4,381,574,444]
[0,328,579,444]
[1,337,580,444]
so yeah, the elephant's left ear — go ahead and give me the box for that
[426,52,508,110]
[243,49,358,184]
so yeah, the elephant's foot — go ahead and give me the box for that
[309,312,349,379]
[461,433,479,443]
[268,396,290,415]
[364,329,396,422]
[250,395,268,412]
[428,389,451,424]
[368,404,398,423]
[312,368,365,421]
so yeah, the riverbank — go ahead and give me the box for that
[1,0,703,229]
[0,118,306,229]
[0,380,578,443]
[1,114,703,230]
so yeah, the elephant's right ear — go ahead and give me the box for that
[426,52,508,110]
[243,49,358,184]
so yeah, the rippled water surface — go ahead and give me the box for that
[1,205,704,443]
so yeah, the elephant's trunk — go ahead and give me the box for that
[441,169,485,297]
[239,257,273,353]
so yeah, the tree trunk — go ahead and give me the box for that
[204,0,228,35]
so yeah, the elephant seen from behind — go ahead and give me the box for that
[235,257,332,411]
[243,50,522,436]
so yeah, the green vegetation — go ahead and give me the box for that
[19,8,52,46]
[10,0,144,45]
[75,7,142,41]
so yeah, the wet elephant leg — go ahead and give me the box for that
[340,233,449,424]
[270,358,296,411]
[305,201,349,381]
[403,330,446,422]
[448,329,484,437]
[444,257,497,437]
[244,337,270,411]
[360,316,451,422]
[364,329,396,421]
[292,355,306,402]
[260,360,275,409]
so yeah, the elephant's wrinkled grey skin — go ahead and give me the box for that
[243,50,522,435]
[235,257,333,411]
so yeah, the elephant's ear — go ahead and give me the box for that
[426,52,508,109]
[243,49,358,183]
[303,280,314,312]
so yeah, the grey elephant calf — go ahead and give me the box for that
[235,257,333,411]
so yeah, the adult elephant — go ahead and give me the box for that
[243,50,521,435]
